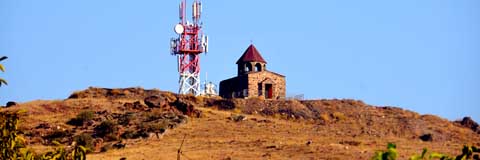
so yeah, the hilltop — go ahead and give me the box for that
[1,87,479,159]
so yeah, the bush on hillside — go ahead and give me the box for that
[43,129,72,144]
[73,133,94,151]
[118,112,135,126]
[94,120,118,141]
[67,110,94,126]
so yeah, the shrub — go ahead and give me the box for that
[118,112,135,126]
[214,99,236,110]
[77,111,94,122]
[170,115,188,125]
[120,126,149,139]
[94,120,118,141]
[134,130,150,139]
[68,110,94,126]
[143,111,164,122]
[141,121,168,133]
[173,99,196,116]
[121,130,136,139]
[73,133,94,151]
[43,130,71,144]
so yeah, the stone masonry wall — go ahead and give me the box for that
[247,71,286,99]
[219,75,248,98]
[220,71,285,99]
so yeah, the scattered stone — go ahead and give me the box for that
[36,123,52,129]
[96,110,109,115]
[113,141,126,149]
[258,119,272,123]
[86,120,96,126]
[213,100,236,110]
[93,138,104,153]
[262,153,272,157]
[132,101,146,110]
[266,145,277,149]
[306,140,312,146]
[124,102,133,108]
[149,130,167,139]
[123,102,146,110]
[455,117,479,133]
[173,99,196,116]
[229,114,246,122]
[339,140,361,146]
[144,96,167,108]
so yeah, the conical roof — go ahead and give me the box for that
[236,44,267,64]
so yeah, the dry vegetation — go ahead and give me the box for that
[1,87,479,159]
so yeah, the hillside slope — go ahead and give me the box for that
[2,87,479,159]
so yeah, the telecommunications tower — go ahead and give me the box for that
[170,0,208,96]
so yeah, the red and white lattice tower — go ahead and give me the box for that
[170,0,208,96]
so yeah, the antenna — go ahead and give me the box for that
[193,2,197,19]
[170,0,208,96]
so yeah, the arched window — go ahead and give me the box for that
[255,63,262,72]
[245,63,253,72]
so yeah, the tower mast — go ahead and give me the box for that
[170,0,208,96]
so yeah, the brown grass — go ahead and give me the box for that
[87,107,475,160]
[2,87,479,159]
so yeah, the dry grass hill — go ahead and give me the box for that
[1,87,479,160]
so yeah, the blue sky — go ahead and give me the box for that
[1,0,479,121]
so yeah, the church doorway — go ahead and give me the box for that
[265,84,273,99]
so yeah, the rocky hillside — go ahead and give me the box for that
[1,87,479,159]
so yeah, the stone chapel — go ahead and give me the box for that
[219,44,286,99]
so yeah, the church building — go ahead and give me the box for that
[219,45,286,99]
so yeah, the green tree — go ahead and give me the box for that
[373,143,480,160]
[1,110,88,160]
[0,56,8,86]
[371,143,398,160]
[0,110,35,160]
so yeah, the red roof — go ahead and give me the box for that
[236,44,267,64]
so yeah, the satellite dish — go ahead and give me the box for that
[174,24,184,34]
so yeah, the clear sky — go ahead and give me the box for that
[1,0,479,121]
